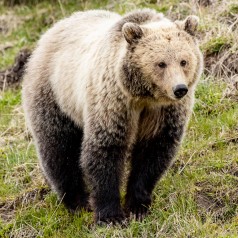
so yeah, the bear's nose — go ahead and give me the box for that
[173,84,188,98]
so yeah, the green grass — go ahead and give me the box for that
[202,36,234,55]
[0,0,238,237]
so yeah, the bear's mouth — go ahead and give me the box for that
[153,89,187,104]
[152,90,173,103]
[167,93,188,102]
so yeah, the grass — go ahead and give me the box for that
[0,0,238,237]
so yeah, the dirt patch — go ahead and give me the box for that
[0,48,31,91]
[197,0,214,7]
[195,180,238,222]
[0,187,50,222]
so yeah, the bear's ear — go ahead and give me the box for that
[122,22,144,44]
[175,15,199,36]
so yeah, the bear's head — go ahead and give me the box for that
[120,16,203,104]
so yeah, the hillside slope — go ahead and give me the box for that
[0,0,237,237]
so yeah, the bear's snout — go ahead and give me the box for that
[173,84,188,98]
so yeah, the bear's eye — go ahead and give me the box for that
[180,60,187,67]
[158,62,167,68]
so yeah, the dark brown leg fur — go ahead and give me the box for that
[125,105,186,220]
[28,84,88,211]
[81,111,129,224]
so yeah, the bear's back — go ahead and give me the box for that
[24,9,121,85]
[23,10,122,128]
[52,10,120,45]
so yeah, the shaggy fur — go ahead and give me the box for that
[22,9,203,224]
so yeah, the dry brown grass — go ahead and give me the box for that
[0,12,22,35]
[200,0,238,80]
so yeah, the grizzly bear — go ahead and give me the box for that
[22,9,203,224]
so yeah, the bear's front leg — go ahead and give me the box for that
[125,104,189,220]
[81,110,129,224]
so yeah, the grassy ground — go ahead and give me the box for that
[0,0,238,237]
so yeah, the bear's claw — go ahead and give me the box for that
[95,210,125,225]
[127,205,149,222]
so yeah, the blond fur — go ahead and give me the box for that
[23,9,202,141]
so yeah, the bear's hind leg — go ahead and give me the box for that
[38,121,88,212]
[38,126,89,212]
[26,86,88,212]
